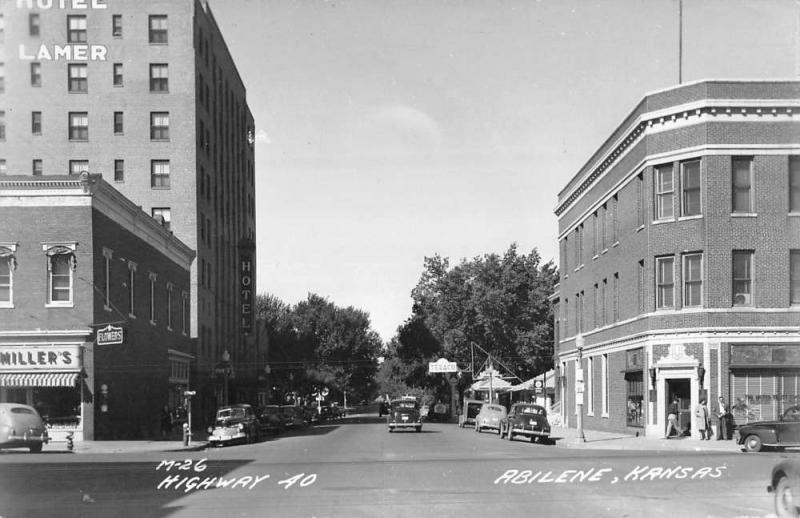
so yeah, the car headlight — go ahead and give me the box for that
[207,426,213,434]
[237,423,244,431]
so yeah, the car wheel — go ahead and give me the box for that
[775,475,799,518]
[744,434,763,453]
[29,443,43,453]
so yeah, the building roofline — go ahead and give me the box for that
[198,0,248,96]
[0,174,196,269]
[554,79,800,217]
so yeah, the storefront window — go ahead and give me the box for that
[33,386,80,427]
[626,372,644,427]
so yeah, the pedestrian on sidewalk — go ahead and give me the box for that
[695,398,711,440]
[715,397,729,440]
[160,405,172,439]
[665,398,680,439]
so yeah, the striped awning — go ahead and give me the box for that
[0,372,80,388]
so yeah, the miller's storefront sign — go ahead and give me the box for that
[0,345,80,371]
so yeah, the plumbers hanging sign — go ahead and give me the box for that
[16,0,110,62]
[0,345,81,370]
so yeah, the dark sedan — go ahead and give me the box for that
[387,397,422,433]
[207,404,259,446]
[499,403,551,444]
[737,405,800,452]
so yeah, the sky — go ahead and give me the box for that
[209,0,798,342]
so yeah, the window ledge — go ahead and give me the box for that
[0,303,14,309]
[150,320,157,326]
[128,313,136,319]
[601,412,610,419]
[678,214,703,221]
[104,305,112,312]
[788,212,800,217]
[612,241,620,248]
[167,326,173,332]
[45,302,74,308]
[574,264,584,272]
[592,254,599,261]
[636,225,645,233]
[731,213,757,218]
[652,218,674,226]
[587,412,595,417]
[601,248,608,255]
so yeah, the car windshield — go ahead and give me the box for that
[217,408,245,420]
[783,407,800,421]
[517,406,544,415]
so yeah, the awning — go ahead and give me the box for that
[470,376,513,392]
[0,372,80,388]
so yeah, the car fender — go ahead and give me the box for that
[771,460,800,495]
[740,427,777,445]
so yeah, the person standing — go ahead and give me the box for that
[160,405,172,439]
[716,396,729,440]
[665,398,680,439]
[695,398,711,440]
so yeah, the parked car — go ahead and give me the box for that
[387,397,422,433]
[737,405,800,452]
[207,404,259,447]
[499,403,551,443]
[475,403,507,434]
[280,405,307,429]
[0,403,49,453]
[256,405,284,434]
[458,399,484,428]
[768,459,800,517]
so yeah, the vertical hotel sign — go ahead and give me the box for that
[239,239,255,334]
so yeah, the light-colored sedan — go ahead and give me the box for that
[475,403,507,434]
[0,403,49,453]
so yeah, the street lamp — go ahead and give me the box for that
[575,334,586,443]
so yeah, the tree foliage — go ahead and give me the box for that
[379,244,557,396]
[255,293,382,404]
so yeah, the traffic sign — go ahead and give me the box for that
[321,387,329,397]
[533,379,544,394]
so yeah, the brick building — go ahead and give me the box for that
[553,80,800,439]
[0,174,194,440]
[0,0,259,423]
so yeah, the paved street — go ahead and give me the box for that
[0,416,789,518]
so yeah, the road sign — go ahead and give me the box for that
[533,379,544,394]
[321,387,329,397]
[96,325,123,346]
[428,358,458,373]
[575,379,585,395]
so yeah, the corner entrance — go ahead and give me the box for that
[666,378,691,436]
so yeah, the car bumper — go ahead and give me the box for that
[510,427,550,437]
[3,430,49,444]
[208,430,246,443]
[388,422,421,429]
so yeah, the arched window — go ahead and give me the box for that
[0,244,17,307]
[44,244,77,306]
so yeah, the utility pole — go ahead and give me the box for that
[575,334,586,443]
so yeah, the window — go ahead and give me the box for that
[791,251,800,305]
[32,159,42,176]
[790,158,800,214]
[656,256,675,309]
[0,244,16,307]
[592,283,599,328]
[681,159,701,216]
[611,195,618,243]
[732,250,753,306]
[638,259,645,314]
[148,272,157,324]
[68,64,87,93]
[592,212,598,256]
[0,111,4,140]
[683,253,702,307]
[151,160,170,188]
[732,157,753,213]
[637,173,645,227]
[181,292,189,335]
[0,62,4,93]
[68,112,88,140]
[113,63,123,86]
[69,160,88,176]
[102,248,113,310]
[113,111,123,134]
[587,357,594,415]
[654,164,674,220]
[626,372,644,427]
[114,159,124,182]
[127,262,137,317]
[30,62,41,87]
[612,272,619,321]
[149,64,168,92]
[166,282,173,330]
[45,245,76,306]
[561,236,568,274]
[149,15,168,44]
[150,112,169,140]
[31,112,42,135]
[601,354,609,417]
[112,14,122,37]
[29,13,40,37]
[152,207,171,230]
[67,15,87,43]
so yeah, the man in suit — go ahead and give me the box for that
[715,396,729,440]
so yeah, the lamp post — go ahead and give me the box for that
[575,334,586,443]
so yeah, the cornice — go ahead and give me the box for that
[554,97,800,218]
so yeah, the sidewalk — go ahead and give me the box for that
[549,426,742,452]
[40,438,208,454]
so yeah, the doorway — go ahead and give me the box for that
[666,378,690,436]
